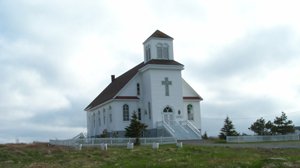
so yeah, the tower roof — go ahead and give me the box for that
[143,30,173,44]
[149,30,173,39]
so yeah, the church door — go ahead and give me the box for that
[163,106,173,125]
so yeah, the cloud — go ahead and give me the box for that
[194,27,299,80]
[1,0,300,141]
[188,27,300,135]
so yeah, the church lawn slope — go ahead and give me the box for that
[1,143,300,168]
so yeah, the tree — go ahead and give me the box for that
[248,112,295,135]
[202,131,208,140]
[249,117,272,135]
[265,120,274,135]
[125,112,148,145]
[272,112,295,135]
[219,116,239,140]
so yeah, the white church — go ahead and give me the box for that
[85,30,203,140]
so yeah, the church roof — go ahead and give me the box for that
[84,60,183,111]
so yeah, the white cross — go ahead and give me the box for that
[161,77,172,96]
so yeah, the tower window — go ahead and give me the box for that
[123,104,129,121]
[146,46,151,61]
[157,44,163,58]
[156,43,169,59]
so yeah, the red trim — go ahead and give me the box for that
[183,96,203,100]
[115,96,139,100]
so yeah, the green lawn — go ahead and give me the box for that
[1,143,300,168]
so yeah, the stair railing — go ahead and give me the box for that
[186,120,202,138]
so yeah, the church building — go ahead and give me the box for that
[84,30,203,140]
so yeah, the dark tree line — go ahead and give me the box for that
[249,112,295,135]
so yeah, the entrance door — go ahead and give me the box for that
[163,106,173,125]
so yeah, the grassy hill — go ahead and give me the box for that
[1,142,300,167]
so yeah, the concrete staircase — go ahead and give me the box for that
[158,120,202,140]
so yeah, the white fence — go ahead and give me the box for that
[227,134,300,143]
[49,137,177,148]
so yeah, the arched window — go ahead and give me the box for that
[103,109,106,124]
[137,83,140,95]
[138,108,141,120]
[98,111,101,126]
[93,113,96,128]
[109,112,112,123]
[123,104,129,121]
[163,106,173,113]
[187,104,194,120]
[148,102,151,120]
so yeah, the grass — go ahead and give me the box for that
[1,143,300,168]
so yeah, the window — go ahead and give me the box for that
[146,46,151,61]
[109,112,112,123]
[123,104,129,121]
[156,43,169,59]
[187,104,194,120]
[163,106,173,112]
[163,46,169,59]
[157,43,163,58]
[137,83,140,95]
[138,108,141,120]
[148,102,151,120]
[93,113,96,128]
[98,111,101,126]
[103,110,106,124]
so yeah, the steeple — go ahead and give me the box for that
[143,30,174,63]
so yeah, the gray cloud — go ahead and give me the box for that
[189,27,299,81]
[187,27,300,136]
[1,1,300,142]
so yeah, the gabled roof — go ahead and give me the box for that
[150,30,173,39]
[143,30,173,44]
[84,60,183,111]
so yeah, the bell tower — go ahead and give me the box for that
[143,30,174,63]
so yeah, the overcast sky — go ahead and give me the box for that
[1,0,300,143]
